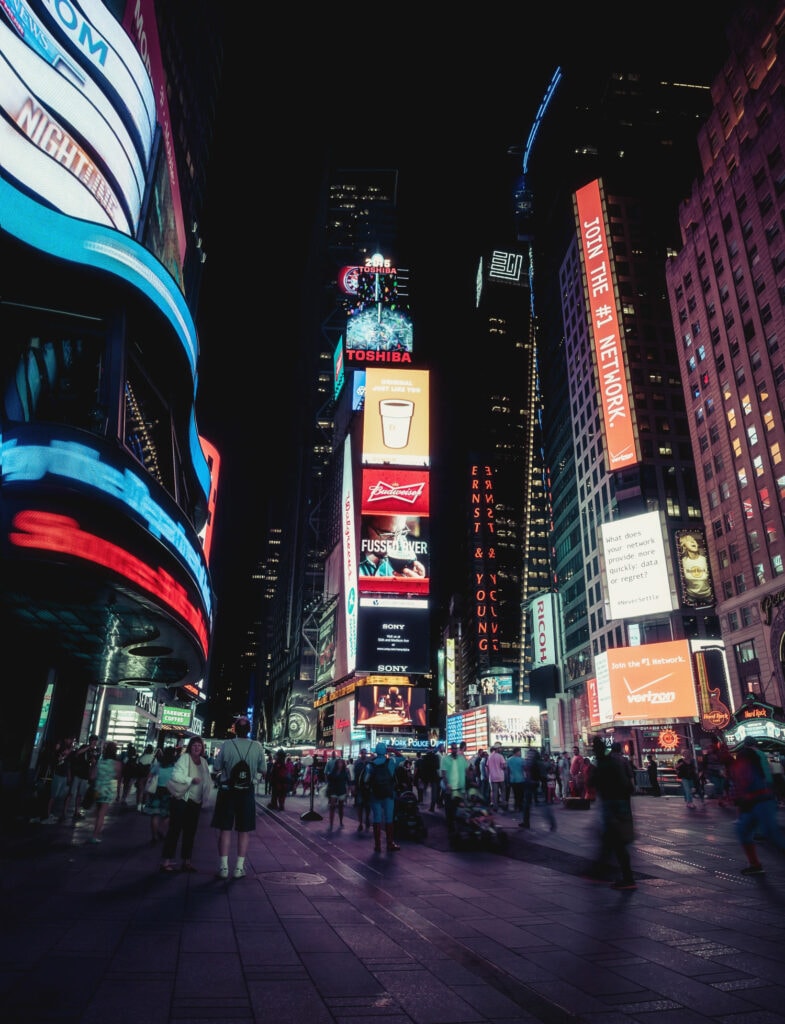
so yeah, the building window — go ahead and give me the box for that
[742,393,753,415]
[767,522,778,545]
[773,553,784,576]
[719,548,730,568]
[738,467,748,488]
[727,408,737,428]
[728,610,739,631]
[750,530,760,551]
[741,605,755,627]
[734,638,757,665]
[747,425,758,445]
[734,573,747,594]
[729,542,740,563]
[753,455,764,476]
[760,486,771,510]
[732,437,743,458]
[712,519,724,540]
[755,563,766,584]
[723,579,734,600]
[721,480,731,500]
[771,440,781,463]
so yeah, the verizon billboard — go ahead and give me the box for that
[591,640,699,726]
[574,178,638,471]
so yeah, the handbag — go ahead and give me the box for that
[145,773,159,795]
[166,776,189,799]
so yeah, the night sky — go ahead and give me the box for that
[194,3,744,667]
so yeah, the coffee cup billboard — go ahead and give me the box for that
[362,368,429,467]
[380,399,414,448]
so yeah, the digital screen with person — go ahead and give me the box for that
[677,529,715,607]
[355,685,428,727]
[358,513,429,594]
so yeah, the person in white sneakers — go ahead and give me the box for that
[211,716,265,878]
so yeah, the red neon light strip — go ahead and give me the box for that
[10,510,208,655]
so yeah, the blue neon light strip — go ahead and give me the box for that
[523,67,562,176]
[1,433,213,621]
[0,174,211,501]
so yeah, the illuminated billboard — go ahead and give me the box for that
[354,684,427,728]
[362,368,429,467]
[0,18,143,231]
[31,0,156,164]
[356,596,430,674]
[359,512,429,596]
[528,591,559,668]
[675,528,715,608]
[340,435,358,675]
[361,467,430,516]
[346,307,413,366]
[574,178,638,471]
[593,640,699,725]
[123,0,188,282]
[601,512,674,619]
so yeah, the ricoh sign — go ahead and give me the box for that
[529,592,557,667]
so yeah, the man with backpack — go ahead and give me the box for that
[364,742,401,853]
[210,717,265,879]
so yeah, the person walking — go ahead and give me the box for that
[520,748,556,831]
[211,716,265,879]
[557,751,571,801]
[134,744,156,811]
[117,743,139,804]
[703,736,732,806]
[89,741,120,843]
[675,749,701,808]
[64,735,100,822]
[646,754,661,796]
[159,737,214,873]
[142,746,177,843]
[587,738,636,889]
[367,742,401,853]
[42,738,74,824]
[417,745,442,813]
[325,756,350,832]
[268,748,291,810]
[440,741,468,836]
[487,743,507,811]
[506,746,526,813]
[729,738,785,875]
[353,748,373,832]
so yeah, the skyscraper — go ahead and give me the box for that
[666,0,785,708]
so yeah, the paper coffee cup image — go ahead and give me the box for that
[379,399,414,448]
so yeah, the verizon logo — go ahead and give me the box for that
[367,482,424,504]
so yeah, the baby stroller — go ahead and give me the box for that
[449,788,508,852]
[394,789,428,842]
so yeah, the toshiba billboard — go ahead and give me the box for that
[574,179,638,471]
[591,640,698,726]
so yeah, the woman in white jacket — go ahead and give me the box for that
[160,737,214,872]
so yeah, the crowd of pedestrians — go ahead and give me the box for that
[25,729,785,881]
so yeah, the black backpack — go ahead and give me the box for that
[228,740,252,790]
[366,759,395,799]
